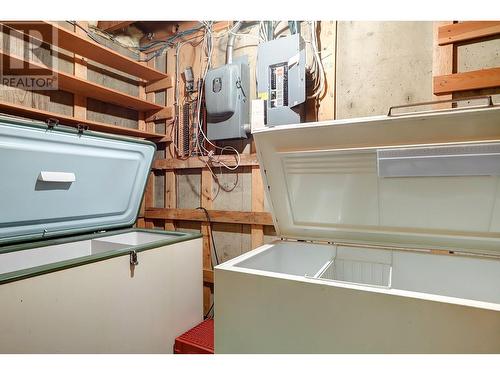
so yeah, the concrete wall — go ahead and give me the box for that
[335,21,434,118]
[456,37,500,103]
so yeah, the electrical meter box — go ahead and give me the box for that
[205,58,250,140]
[257,33,306,126]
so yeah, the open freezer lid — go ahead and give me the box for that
[0,115,155,245]
[253,103,500,253]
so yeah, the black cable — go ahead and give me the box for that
[204,302,214,320]
[196,206,220,266]
[197,206,218,320]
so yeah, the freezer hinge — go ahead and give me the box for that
[77,124,90,135]
[130,250,139,266]
[46,118,59,130]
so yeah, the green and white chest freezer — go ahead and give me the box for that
[215,100,500,353]
[0,115,202,353]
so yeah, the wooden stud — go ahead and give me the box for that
[73,22,88,121]
[432,21,455,107]
[201,168,213,315]
[438,21,500,46]
[138,54,157,229]
[164,47,177,231]
[317,21,336,121]
[251,166,265,249]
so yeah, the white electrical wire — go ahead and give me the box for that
[307,21,326,99]
[191,22,242,195]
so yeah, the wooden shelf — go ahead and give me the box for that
[438,21,500,46]
[434,68,500,95]
[0,49,167,113]
[152,154,260,170]
[145,208,274,226]
[3,21,169,82]
[0,99,165,139]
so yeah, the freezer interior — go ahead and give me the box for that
[234,241,500,304]
[0,230,177,276]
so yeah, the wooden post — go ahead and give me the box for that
[201,168,213,315]
[251,166,265,249]
[317,21,337,121]
[164,48,176,231]
[432,21,455,108]
[73,22,88,121]
[138,52,156,229]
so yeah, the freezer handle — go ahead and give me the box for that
[387,95,494,116]
[37,171,76,183]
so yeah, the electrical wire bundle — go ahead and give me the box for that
[307,21,326,99]
[67,21,205,62]
[189,22,243,197]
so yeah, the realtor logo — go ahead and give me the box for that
[0,21,58,90]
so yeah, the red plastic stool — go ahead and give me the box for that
[174,319,214,354]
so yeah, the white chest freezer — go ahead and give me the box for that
[0,115,203,353]
[215,99,500,353]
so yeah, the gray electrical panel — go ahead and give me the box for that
[205,57,250,140]
[257,34,306,126]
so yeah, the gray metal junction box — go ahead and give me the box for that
[205,58,250,140]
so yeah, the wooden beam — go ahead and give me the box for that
[145,208,274,226]
[152,154,259,170]
[97,21,135,33]
[0,99,163,138]
[438,21,500,45]
[141,21,232,53]
[3,21,168,82]
[434,67,500,95]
